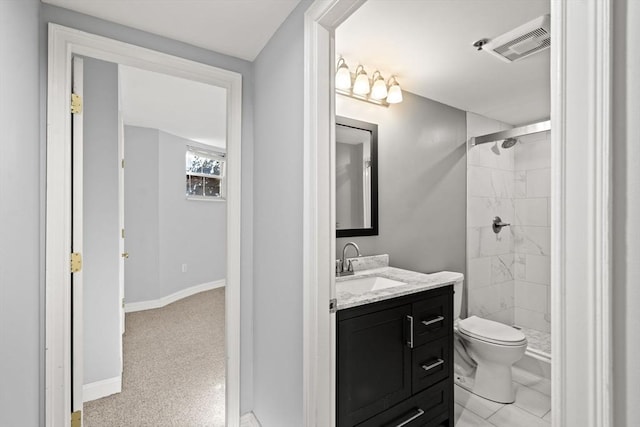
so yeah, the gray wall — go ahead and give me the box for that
[40,3,255,413]
[125,126,226,303]
[613,0,640,424]
[158,131,226,297]
[0,1,41,425]
[336,92,467,277]
[82,57,122,384]
[252,1,310,425]
[124,126,160,303]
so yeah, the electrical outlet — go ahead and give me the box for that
[181,263,188,273]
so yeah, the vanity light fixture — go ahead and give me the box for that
[335,57,352,90]
[334,57,403,106]
[352,65,371,95]
[386,76,403,104]
[370,71,388,100]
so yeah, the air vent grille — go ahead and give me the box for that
[483,15,551,63]
[493,28,549,61]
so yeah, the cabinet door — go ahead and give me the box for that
[338,304,412,427]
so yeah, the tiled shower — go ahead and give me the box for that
[466,112,551,355]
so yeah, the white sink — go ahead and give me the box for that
[338,276,407,294]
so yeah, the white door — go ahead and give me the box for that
[71,55,84,420]
[118,108,126,336]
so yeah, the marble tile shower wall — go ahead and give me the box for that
[466,113,516,325]
[513,131,551,333]
[466,111,551,333]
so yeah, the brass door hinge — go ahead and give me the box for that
[70,252,82,273]
[71,93,82,114]
[121,159,125,168]
[121,228,125,238]
[71,410,81,427]
[330,298,337,313]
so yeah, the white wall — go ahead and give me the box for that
[0,1,41,425]
[612,0,640,424]
[466,113,551,334]
[513,131,551,333]
[252,1,310,425]
[82,56,122,385]
[335,92,467,276]
[41,3,255,413]
[466,112,515,324]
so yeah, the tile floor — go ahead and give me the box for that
[454,367,551,426]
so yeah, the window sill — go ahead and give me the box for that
[186,196,226,202]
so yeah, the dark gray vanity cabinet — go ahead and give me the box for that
[337,286,454,427]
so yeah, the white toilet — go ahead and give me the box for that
[452,280,527,403]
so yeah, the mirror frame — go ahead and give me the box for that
[336,115,379,237]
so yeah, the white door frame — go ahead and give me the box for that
[302,0,614,426]
[45,23,242,427]
[70,55,84,415]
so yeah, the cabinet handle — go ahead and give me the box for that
[392,408,425,427]
[421,315,445,327]
[406,315,414,349]
[421,358,445,372]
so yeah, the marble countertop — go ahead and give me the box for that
[335,265,464,311]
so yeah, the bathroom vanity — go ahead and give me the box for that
[335,258,463,427]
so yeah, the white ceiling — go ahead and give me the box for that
[336,0,550,126]
[119,65,227,148]
[42,0,301,61]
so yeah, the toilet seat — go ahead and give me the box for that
[458,316,527,346]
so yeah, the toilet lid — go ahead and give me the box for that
[458,316,527,346]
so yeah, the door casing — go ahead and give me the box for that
[45,23,243,427]
[302,0,615,426]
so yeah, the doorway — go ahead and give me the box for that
[72,55,228,425]
[45,24,242,426]
[302,1,615,426]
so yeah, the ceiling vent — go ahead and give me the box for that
[483,14,550,63]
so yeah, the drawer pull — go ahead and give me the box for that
[421,315,445,327]
[406,315,414,349]
[421,358,445,372]
[393,408,425,427]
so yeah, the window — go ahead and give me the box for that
[185,147,226,200]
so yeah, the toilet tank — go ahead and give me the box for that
[453,280,464,320]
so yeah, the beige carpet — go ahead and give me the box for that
[84,288,226,427]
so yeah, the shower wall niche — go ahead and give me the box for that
[466,112,551,345]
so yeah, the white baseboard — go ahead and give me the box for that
[83,376,121,402]
[240,412,261,427]
[125,279,225,313]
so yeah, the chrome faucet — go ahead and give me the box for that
[337,242,361,276]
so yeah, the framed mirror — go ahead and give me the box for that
[336,116,379,237]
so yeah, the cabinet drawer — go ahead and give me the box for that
[412,293,452,347]
[356,380,450,427]
[412,336,450,394]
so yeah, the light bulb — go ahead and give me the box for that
[370,71,388,100]
[335,58,352,90]
[352,65,370,95]
[386,77,403,103]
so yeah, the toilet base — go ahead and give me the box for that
[473,361,516,403]
[454,362,516,404]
